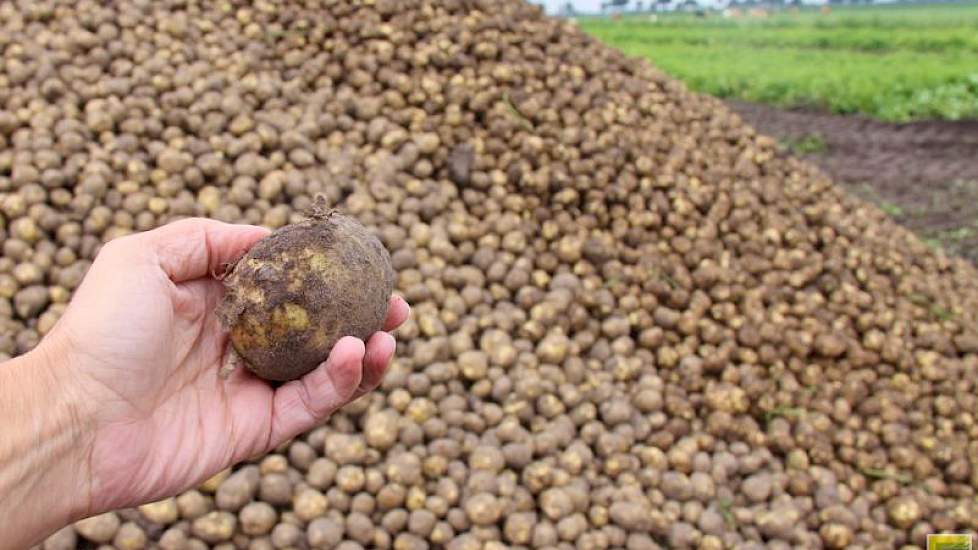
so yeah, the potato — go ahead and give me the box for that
[158,528,188,550]
[270,522,303,548]
[191,511,236,543]
[74,513,120,543]
[259,472,294,506]
[294,488,329,522]
[177,490,213,519]
[216,466,259,511]
[240,502,278,536]
[139,497,179,525]
[463,494,502,526]
[219,208,394,381]
[41,526,76,550]
[199,469,231,493]
[113,522,147,550]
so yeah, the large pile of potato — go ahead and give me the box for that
[4,1,977,548]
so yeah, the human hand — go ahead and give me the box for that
[0,218,408,547]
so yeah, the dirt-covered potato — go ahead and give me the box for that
[219,207,394,381]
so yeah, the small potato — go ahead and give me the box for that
[306,458,337,490]
[191,511,236,543]
[260,454,289,475]
[113,522,147,550]
[463,493,502,526]
[271,522,303,548]
[289,441,317,471]
[42,526,77,550]
[216,466,259,511]
[260,472,294,506]
[158,528,188,550]
[240,501,277,536]
[364,409,400,450]
[74,512,121,543]
[139,497,179,525]
[199,468,231,493]
[294,488,329,522]
[177,490,212,519]
[307,517,344,549]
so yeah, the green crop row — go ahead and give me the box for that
[588,26,978,54]
[581,3,978,121]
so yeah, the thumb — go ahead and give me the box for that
[136,218,270,283]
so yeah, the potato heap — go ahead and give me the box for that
[2,0,977,549]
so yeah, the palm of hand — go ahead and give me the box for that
[48,220,406,514]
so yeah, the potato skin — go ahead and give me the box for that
[219,212,395,381]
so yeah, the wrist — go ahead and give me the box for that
[0,336,95,548]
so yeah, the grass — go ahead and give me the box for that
[922,225,977,258]
[502,92,534,131]
[861,467,912,484]
[879,201,905,218]
[927,535,974,550]
[717,499,736,528]
[580,3,978,122]
[907,292,957,321]
[764,405,806,428]
[780,134,827,155]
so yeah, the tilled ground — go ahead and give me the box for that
[728,100,978,263]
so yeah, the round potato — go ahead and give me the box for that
[219,208,394,381]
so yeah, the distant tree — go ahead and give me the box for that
[602,0,630,12]
[636,1,645,11]
[562,1,576,15]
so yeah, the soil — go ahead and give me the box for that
[727,100,978,263]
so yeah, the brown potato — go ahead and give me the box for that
[219,208,394,381]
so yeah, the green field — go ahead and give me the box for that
[581,3,978,121]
